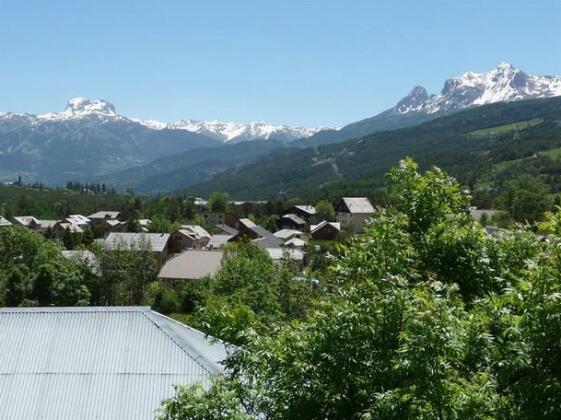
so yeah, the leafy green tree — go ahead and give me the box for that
[208,192,229,213]
[161,159,561,419]
[498,175,552,223]
[315,199,336,221]
[4,266,31,307]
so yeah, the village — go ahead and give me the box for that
[0,196,381,282]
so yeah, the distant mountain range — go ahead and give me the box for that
[300,62,561,146]
[1,62,560,190]
[137,119,328,143]
[183,96,561,199]
[0,98,325,183]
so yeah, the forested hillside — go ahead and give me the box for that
[184,97,561,203]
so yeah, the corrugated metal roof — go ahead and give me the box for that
[0,306,230,419]
[0,216,12,227]
[104,232,170,253]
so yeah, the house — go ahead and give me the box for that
[277,213,306,231]
[284,237,307,249]
[264,247,305,267]
[158,250,223,281]
[282,205,317,223]
[170,225,211,251]
[12,216,41,229]
[102,218,128,232]
[0,306,230,419]
[88,210,121,220]
[62,214,91,227]
[206,234,235,250]
[88,211,122,229]
[53,222,84,239]
[103,232,170,263]
[333,197,375,232]
[274,229,304,242]
[0,216,12,227]
[310,220,341,240]
[236,218,262,240]
[14,216,59,233]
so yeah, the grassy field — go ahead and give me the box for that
[468,118,544,138]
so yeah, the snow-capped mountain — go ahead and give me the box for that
[304,62,561,147]
[392,62,561,115]
[138,119,327,143]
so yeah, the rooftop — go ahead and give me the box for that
[0,306,230,419]
[159,250,223,280]
[103,232,170,253]
[339,197,375,214]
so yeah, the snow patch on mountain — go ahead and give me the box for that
[393,62,561,115]
[134,118,328,143]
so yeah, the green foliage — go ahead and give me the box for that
[497,175,552,223]
[160,159,561,419]
[315,199,336,221]
[208,192,229,213]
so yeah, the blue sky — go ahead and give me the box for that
[0,0,560,126]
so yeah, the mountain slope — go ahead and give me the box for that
[94,140,286,194]
[0,98,222,184]
[182,96,561,199]
[299,62,561,147]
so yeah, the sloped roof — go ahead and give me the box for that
[294,205,316,215]
[214,224,238,236]
[103,232,170,252]
[88,211,121,219]
[265,247,305,261]
[0,216,12,227]
[207,234,234,249]
[179,225,211,240]
[13,216,39,226]
[56,222,84,234]
[285,237,307,248]
[274,229,304,240]
[340,197,375,214]
[66,214,91,225]
[0,306,230,419]
[311,220,341,234]
[279,213,306,226]
[159,250,223,280]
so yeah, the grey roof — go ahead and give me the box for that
[13,216,39,226]
[0,306,230,419]
[284,237,307,248]
[88,211,121,219]
[0,216,12,227]
[279,213,306,226]
[310,220,341,234]
[159,250,223,280]
[65,214,91,225]
[265,247,305,261]
[274,229,304,240]
[37,220,59,230]
[215,224,239,236]
[340,197,375,214]
[207,234,234,249]
[294,205,316,215]
[178,225,211,240]
[103,232,170,253]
